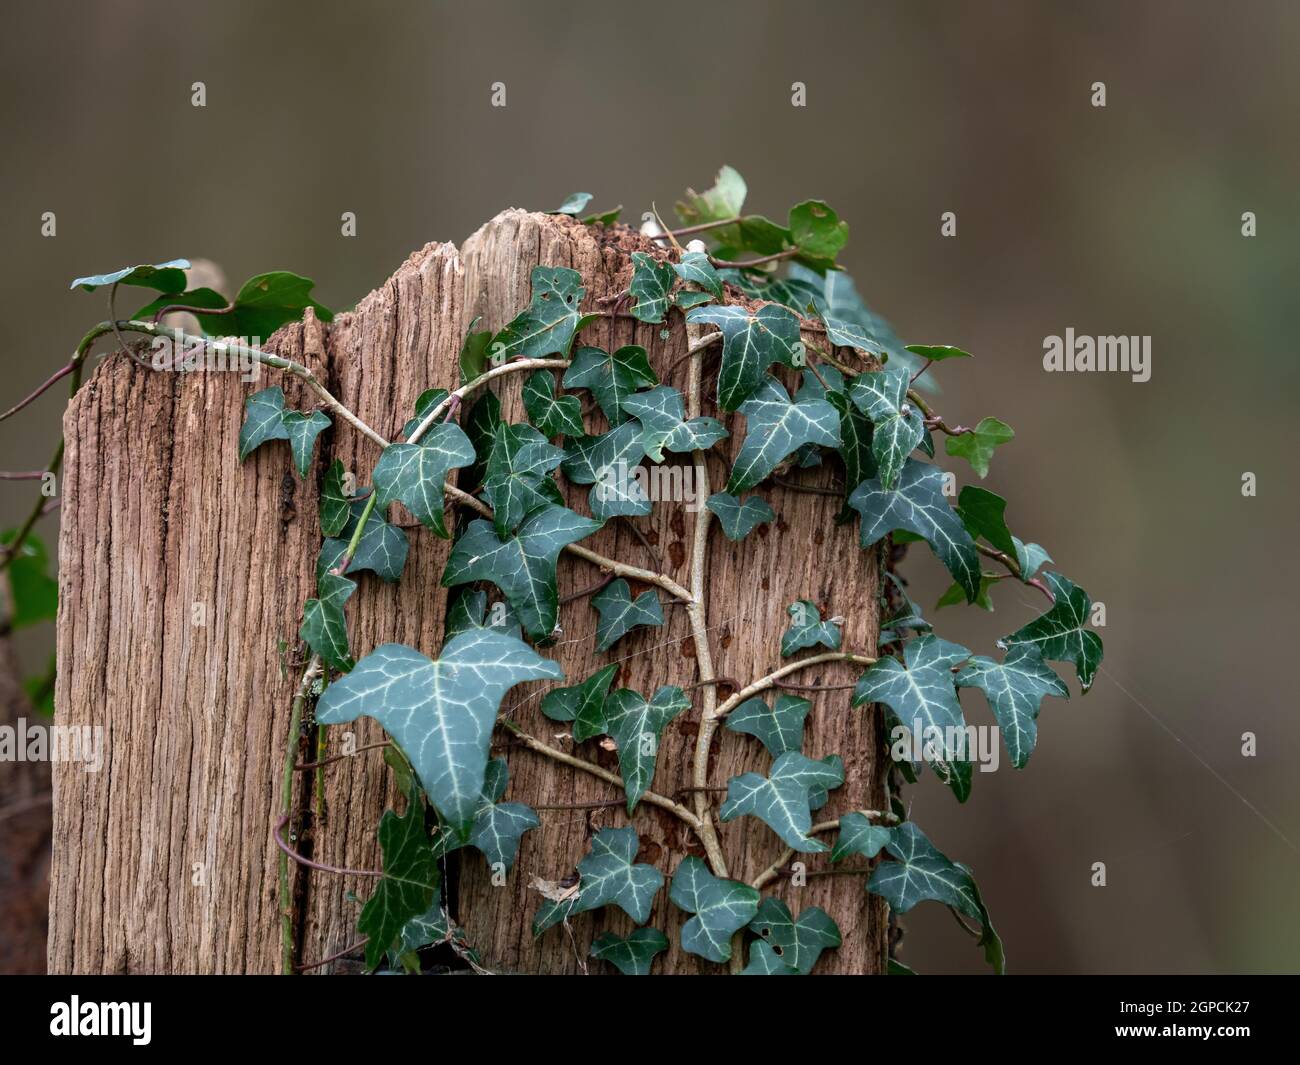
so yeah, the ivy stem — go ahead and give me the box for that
[975,543,1054,602]
[279,657,321,975]
[405,357,572,443]
[708,248,799,271]
[748,810,898,890]
[713,652,878,720]
[274,812,382,879]
[904,389,972,437]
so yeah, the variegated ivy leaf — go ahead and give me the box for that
[788,199,848,265]
[781,599,842,656]
[749,897,841,974]
[554,192,593,215]
[300,572,355,671]
[622,386,728,462]
[673,251,724,300]
[846,458,981,602]
[999,572,1103,692]
[686,303,804,411]
[848,365,924,491]
[371,422,476,538]
[957,644,1069,768]
[561,420,651,520]
[522,371,584,437]
[319,459,352,538]
[1013,537,1052,582]
[830,811,893,862]
[431,758,539,872]
[483,422,566,537]
[590,928,669,976]
[401,388,451,439]
[957,485,1016,558]
[591,578,664,651]
[945,416,1014,479]
[238,386,290,461]
[318,502,409,583]
[727,376,840,493]
[562,344,658,425]
[316,631,562,833]
[444,588,522,642]
[629,252,676,323]
[358,791,438,971]
[443,505,602,638]
[853,634,972,770]
[791,364,875,502]
[725,693,811,758]
[741,939,800,975]
[533,826,663,934]
[540,663,618,743]
[705,492,775,541]
[669,856,760,963]
[603,686,690,812]
[720,752,844,852]
[491,266,589,360]
[281,409,330,477]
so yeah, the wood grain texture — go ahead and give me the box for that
[50,212,886,975]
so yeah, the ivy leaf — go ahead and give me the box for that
[583,206,622,226]
[358,791,438,971]
[830,811,893,862]
[852,635,972,769]
[444,588,522,642]
[561,420,651,520]
[957,645,1069,768]
[523,371,584,437]
[818,314,886,355]
[629,252,676,323]
[725,693,811,758]
[281,410,330,478]
[999,572,1103,692]
[316,632,562,833]
[789,200,848,264]
[741,940,800,975]
[705,492,774,541]
[904,344,974,363]
[2,531,58,629]
[394,898,454,958]
[879,573,933,643]
[562,345,658,425]
[540,664,618,743]
[604,686,690,812]
[319,460,352,537]
[719,752,845,852]
[318,504,409,583]
[590,928,669,976]
[748,898,841,974]
[238,386,289,461]
[945,417,1014,479]
[592,578,664,652]
[866,822,979,916]
[622,386,728,462]
[491,266,587,360]
[846,458,981,602]
[443,505,602,638]
[781,599,842,656]
[432,757,539,872]
[673,251,723,300]
[71,258,190,293]
[202,271,333,339]
[848,366,925,491]
[937,575,997,612]
[1013,537,1052,582]
[462,391,501,492]
[686,304,803,411]
[727,377,840,493]
[129,286,228,322]
[676,165,747,228]
[957,485,1016,557]
[554,192,593,215]
[669,856,760,963]
[300,572,356,671]
[458,318,492,385]
[401,388,451,439]
[533,827,664,933]
[483,423,566,537]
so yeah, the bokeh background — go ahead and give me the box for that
[1,0,1297,973]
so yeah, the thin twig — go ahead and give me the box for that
[294,740,392,772]
[274,813,382,879]
[295,937,369,972]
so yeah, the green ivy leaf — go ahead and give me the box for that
[319,460,352,538]
[676,165,747,228]
[462,392,501,493]
[944,417,1014,479]
[443,505,602,638]
[281,410,330,478]
[401,388,451,439]
[741,940,800,975]
[431,757,539,872]
[705,492,775,541]
[128,286,228,322]
[846,458,981,602]
[727,377,840,493]
[725,693,810,758]
[937,575,997,612]
[904,344,974,362]
[957,485,1016,558]
[622,385,728,462]
[592,578,664,652]
[1013,537,1052,582]
[999,572,1103,692]
[491,266,587,360]
[629,252,676,323]
[201,271,333,339]
[444,589,522,642]
[748,897,841,974]
[603,685,690,812]
[394,898,454,959]
[2,531,58,629]
[830,811,893,862]
[720,752,844,852]
[789,200,848,264]
[316,631,562,833]
[781,599,842,656]
[583,206,622,226]
[522,371,584,437]
[554,192,593,215]
[237,387,289,461]
[458,318,492,385]
[957,645,1069,768]
[71,259,190,293]
[687,304,803,411]
[318,504,409,583]
[358,791,438,971]
[300,572,356,671]
[562,344,658,425]
[540,664,618,743]
[673,251,724,300]
[533,826,663,933]
[561,421,652,521]
[848,366,925,491]
[483,423,566,537]
[819,314,885,354]
[669,856,760,963]
[590,928,669,976]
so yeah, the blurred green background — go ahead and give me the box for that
[1,0,1297,973]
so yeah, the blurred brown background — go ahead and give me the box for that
[1,0,1296,973]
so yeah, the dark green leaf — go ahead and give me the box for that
[904,344,974,362]
[462,392,502,493]
[1014,537,1052,582]
[999,572,1103,692]
[705,492,774,541]
[482,422,566,536]
[673,251,724,300]
[71,259,190,293]
[830,811,893,862]
[523,371,585,437]
[591,578,664,651]
[319,460,352,537]
[720,752,844,852]
[459,318,493,385]
[669,856,760,963]
[727,377,840,493]
[281,409,330,478]
[129,286,228,321]
[944,417,1014,479]
[623,385,728,461]
[562,344,658,425]
[300,572,356,671]
[237,386,289,461]
[748,897,841,974]
[200,271,333,339]
[957,645,1069,768]
[628,252,676,323]
[741,940,800,975]
[604,686,690,812]
[358,792,438,970]
[540,664,618,743]
[957,485,1016,557]
[590,928,668,975]
[533,827,664,933]
[725,693,810,758]
[2,531,57,629]
[848,366,925,490]
[561,420,652,520]
[687,304,803,410]
[781,599,842,656]
[491,266,586,360]
[431,758,538,871]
